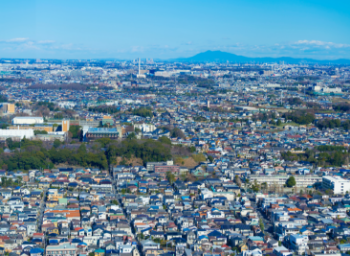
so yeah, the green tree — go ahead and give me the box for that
[34,130,48,135]
[286,176,296,187]
[53,139,61,148]
[96,138,111,148]
[127,132,136,140]
[252,180,260,192]
[171,127,185,139]
[166,171,176,185]
[259,218,264,233]
[69,125,81,139]
[234,175,242,187]
[158,136,171,145]
[192,153,206,162]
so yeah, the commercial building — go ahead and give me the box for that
[12,116,44,125]
[322,176,350,195]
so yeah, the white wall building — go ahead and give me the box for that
[322,176,350,194]
[12,116,44,125]
[0,129,34,139]
[249,175,321,187]
[134,123,156,133]
[289,234,308,254]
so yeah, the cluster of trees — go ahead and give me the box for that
[106,139,172,165]
[0,95,8,103]
[69,125,81,139]
[316,119,350,130]
[286,97,304,105]
[197,79,215,88]
[132,107,153,118]
[1,177,22,187]
[49,144,108,170]
[0,139,108,170]
[170,127,185,139]
[34,130,48,135]
[33,101,58,111]
[193,116,207,122]
[270,120,282,126]
[192,153,206,162]
[177,75,215,88]
[283,111,315,125]
[333,103,350,112]
[88,105,120,114]
[0,78,33,83]
[28,83,90,90]
[253,112,277,122]
[281,145,349,167]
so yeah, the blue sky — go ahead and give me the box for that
[1,0,350,59]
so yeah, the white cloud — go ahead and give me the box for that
[38,40,55,44]
[0,38,29,43]
[292,40,350,49]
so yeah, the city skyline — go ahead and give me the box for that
[0,0,350,60]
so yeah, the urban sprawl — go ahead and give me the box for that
[0,59,349,256]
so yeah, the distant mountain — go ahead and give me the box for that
[172,50,350,64]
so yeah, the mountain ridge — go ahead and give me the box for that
[170,50,350,64]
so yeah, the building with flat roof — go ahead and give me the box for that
[8,124,54,132]
[249,175,322,187]
[322,176,350,195]
[85,127,120,141]
[0,129,34,140]
[12,116,44,125]
[1,103,15,114]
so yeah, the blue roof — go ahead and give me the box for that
[88,128,118,133]
[30,248,44,254]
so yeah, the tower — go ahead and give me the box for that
[138,58,141,76]
[62,119,70,132]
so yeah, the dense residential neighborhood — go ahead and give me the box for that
[0,59,349,256]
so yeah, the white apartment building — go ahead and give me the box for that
[289,234,308,255]
[322,176,350,195]
[12,116,44,125]
[249,175,322,187]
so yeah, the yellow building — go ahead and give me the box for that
[2,103,15,114]
[62,119,70,132]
